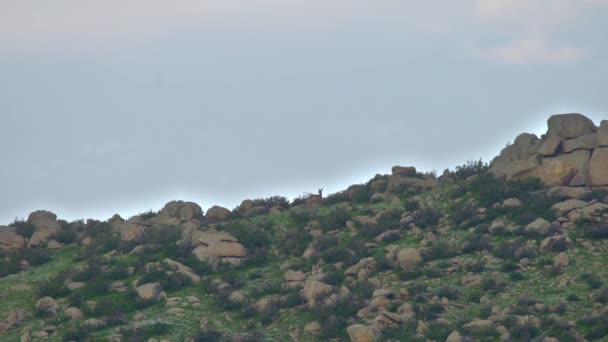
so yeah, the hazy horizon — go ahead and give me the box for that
[2,1,608,224]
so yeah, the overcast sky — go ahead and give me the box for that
[1,0,607,224]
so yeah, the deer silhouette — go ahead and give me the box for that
[307,188,323,204]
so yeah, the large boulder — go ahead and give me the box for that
[547,113,597,139]
[597,120,608,147]
[533,159,575,187]
[346,324,380,342]
[590,147,608,186]
[538,136,562,156]
[303,280,333,307]
[562,133,597,153]
[396,248,422,272]
[111,221,144,244]
[135,283,165,302]
[204,206,231,222]
[27,211,62,248]
[155,201,203,225]
[192,230,246,262]
[0,227,26,252]
[540,149,591,186]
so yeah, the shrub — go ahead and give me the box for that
[402,198,420,212]
[579,312,608,339]
[38,272,70,298]
[421,240,459,261]
[11,218,36,238]
[415,208,441,228]
[137,210,158,220]
[120,320,170,342]
[464,259,485,273]
[580,273,604,289]
[318,207,351,232]
[62,325,91,341]
[450,160,489,181]
[321,190,349,206]
[462,234,491,253]
[577,217,608,239]
[195,328,224,342]
[424,320,452,341]
[594,287,608,303]
[436,286,460,300]
[21,248,52,266]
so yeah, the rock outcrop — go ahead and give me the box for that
[490,113,608,186]
[27,211,62,248]
[0,227,26,252]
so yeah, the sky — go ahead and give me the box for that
[1,0,608,224]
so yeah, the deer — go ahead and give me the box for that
[307,188,323,205]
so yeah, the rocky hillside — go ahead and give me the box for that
[1,113,608,342]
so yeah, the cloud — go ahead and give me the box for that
[482,38,585,65]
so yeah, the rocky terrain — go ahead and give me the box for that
[1,113,608,342]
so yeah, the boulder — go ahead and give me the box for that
[303,280,333,307]
[540,149,591,186]
[446,330,464,342]
[396,248,422,272]
[27,210,62,248]
[284,270,306,287]
[204,206,231,222]
[462,319,494,334]
[533,159,575,187]
[539,136,562,156]
[597,120,608,147]
[526,218,552,236]
[491,155,540,181]
[374,229,401,243]
[514,133,541,159]
[162,259,201,283]
[562,133,597,153]
[135,283,165,302]
[156,200,203,224]
[346,324,380,342]
[112,222,144,244]
[35,297,58,318]
[391,166,417,176]
[64,307,84,320]
[5,309,26,327]
[547,113,597,139]
[0,227,26,252]
[553,252,569,268]
[551,199,588,214]
[192,230,246,262]
[590,147,608,186]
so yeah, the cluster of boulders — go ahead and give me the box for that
[0,211,65,253]
[491,113,608,187]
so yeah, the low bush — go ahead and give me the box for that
[11,218,36,238]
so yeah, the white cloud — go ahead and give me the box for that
[483,38,585,65]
